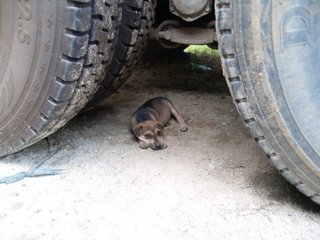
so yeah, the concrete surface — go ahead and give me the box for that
[1,48,320,240]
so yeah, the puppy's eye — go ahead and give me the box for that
[145,134,152,139]
[156,130,161,136]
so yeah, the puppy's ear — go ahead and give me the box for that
[133,124,143,136]
[156,122,164,130]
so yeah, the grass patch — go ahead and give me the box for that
[184,45,221,68]
[185,45,218,55]
[185,45,219,59]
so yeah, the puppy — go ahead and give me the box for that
[131,97,188,150]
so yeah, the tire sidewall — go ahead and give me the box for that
[230,0,320,193]
[0,0,61,150]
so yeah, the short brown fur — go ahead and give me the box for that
[131,97,188,150]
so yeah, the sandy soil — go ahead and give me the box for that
[0,49,320,240]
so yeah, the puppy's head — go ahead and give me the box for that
[133,120,166,150]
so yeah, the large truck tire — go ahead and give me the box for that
[215,0,320,204]
[89,0,155,104]
[0,0,119,157]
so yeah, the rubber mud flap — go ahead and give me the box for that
[0,0,119,157]
[215,0,320,204]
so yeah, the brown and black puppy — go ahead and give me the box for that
[131,97,188,150]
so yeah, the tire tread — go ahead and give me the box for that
[89,0,155,104]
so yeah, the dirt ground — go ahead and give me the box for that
[1,47,320,240]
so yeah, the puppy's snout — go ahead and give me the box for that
[155,143,162,149]
[151,142,167,150]
[149,143,161,150]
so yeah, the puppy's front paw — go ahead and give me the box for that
[139,142,149,149]
[180,125,188,132]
